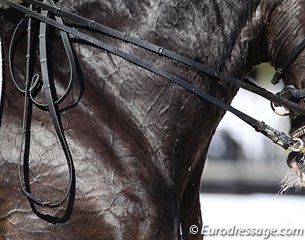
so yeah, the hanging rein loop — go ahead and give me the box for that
[9,0,78,209]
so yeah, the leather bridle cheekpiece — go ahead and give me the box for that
[3,0,305,217]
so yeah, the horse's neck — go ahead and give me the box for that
[0,0,279,187]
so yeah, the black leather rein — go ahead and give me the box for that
[2,0,305,213]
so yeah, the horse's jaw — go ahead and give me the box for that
[289,160,305,183]
[280,152,305,193]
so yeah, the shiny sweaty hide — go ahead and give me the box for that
[0,0,268,239]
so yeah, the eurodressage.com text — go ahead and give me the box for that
[189,225,305,239]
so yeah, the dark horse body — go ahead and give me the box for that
[1,0,305,239]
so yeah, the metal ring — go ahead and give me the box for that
[291,138,304,152]
[270,101,290,116]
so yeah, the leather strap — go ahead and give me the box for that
[272,38,305,85]
[15,1,75,208]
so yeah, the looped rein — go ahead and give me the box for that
[7,0,77,213]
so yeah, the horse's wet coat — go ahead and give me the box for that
[1,0,305,239]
